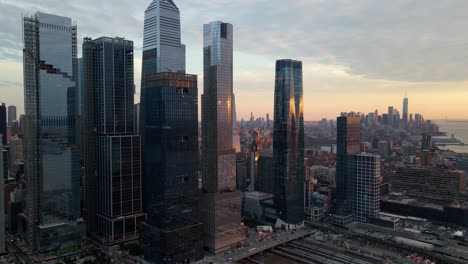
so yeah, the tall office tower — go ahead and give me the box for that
[7,105,17,127]
[0,103,5,146]
[266,113,271,128]
[273,59,305,225]
[141,0,185,77]
[0,135,4,254]
[201,21,246,253]
[336,115,361,212]
[83,37,145,244]
[139,72,203,263]
[23,12,84,252]
[403,94,408,128]
[353,153,381,222]
[387,106,394,127]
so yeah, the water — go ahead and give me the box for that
[434,120,468,154]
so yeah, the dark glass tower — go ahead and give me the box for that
[335,115,361,212]
[0,103,6,146]
[83,37,145,244]
[7,105,16,128]
[139,73,203,263]
[23,12,84,252]
[200,21,246,253]
[273,59,305,225]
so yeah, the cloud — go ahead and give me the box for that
[0,0,467,119]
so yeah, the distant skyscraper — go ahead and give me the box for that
[232,94,241,153]
[83,37,145,244]
[403,93,408,128]
[7,105,16,127]
[139,72,203,263]
[336,115,361,212]
[141,0,185,77]
[353,153,380,222]
[0,103,5,146]
[23,12,84,252]
[273,59,305,225]
[201,21,246,253]
[387,106,394,127]
[0,135,4,254]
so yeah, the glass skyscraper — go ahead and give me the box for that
[200,21,246,253]
[273,59,305,225]
[336,115,361,212]
[23,12,85,252]
[0,103,5,146]
[83,37,145,244]
[139,72,203,263]
[142,0,185,77]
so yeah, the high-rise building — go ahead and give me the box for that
[139,72,203,263]
[201,21,246,253]
[403,94,408,128]
[387,106,394,127]
[83,37,145,244]
[0,103,6,146]
[353,153,381,222]
[232,94,241,153]
[336,115,361,212]
[23,12,85,252]
[141,0,185,77]
[0,135,4,254]
[273,59,305,225]
[7,105,17,128]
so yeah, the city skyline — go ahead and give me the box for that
[2,0,468,120]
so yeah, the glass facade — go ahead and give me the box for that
[139,72,203,263]
[201,21,246,253]
[83,37,145,244]
[273,59,305,225]
[336,116,361,212]
[0,103,6,146]
[22,12,84,252]
[141,0,185,77]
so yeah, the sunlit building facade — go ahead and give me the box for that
[201,21,246,253]
[22,12,85,252]
[336,115,361,212]
[141,0,185,77]
[273,59,305,225]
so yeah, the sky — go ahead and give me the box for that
[1,0,468,121]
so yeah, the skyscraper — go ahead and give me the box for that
[403,94,409,129]
[141,0,185,77]
[353,153,381,222]
[23,12,84,252]
[0,135,5,254]
[83,37,145,244]
[7,105,17,127]
[139,72,203,263]
[387,106,394,127]
[0,103,6,146]
[201,21,246,253]
[273,59,305,225]
[336,115,361,212]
